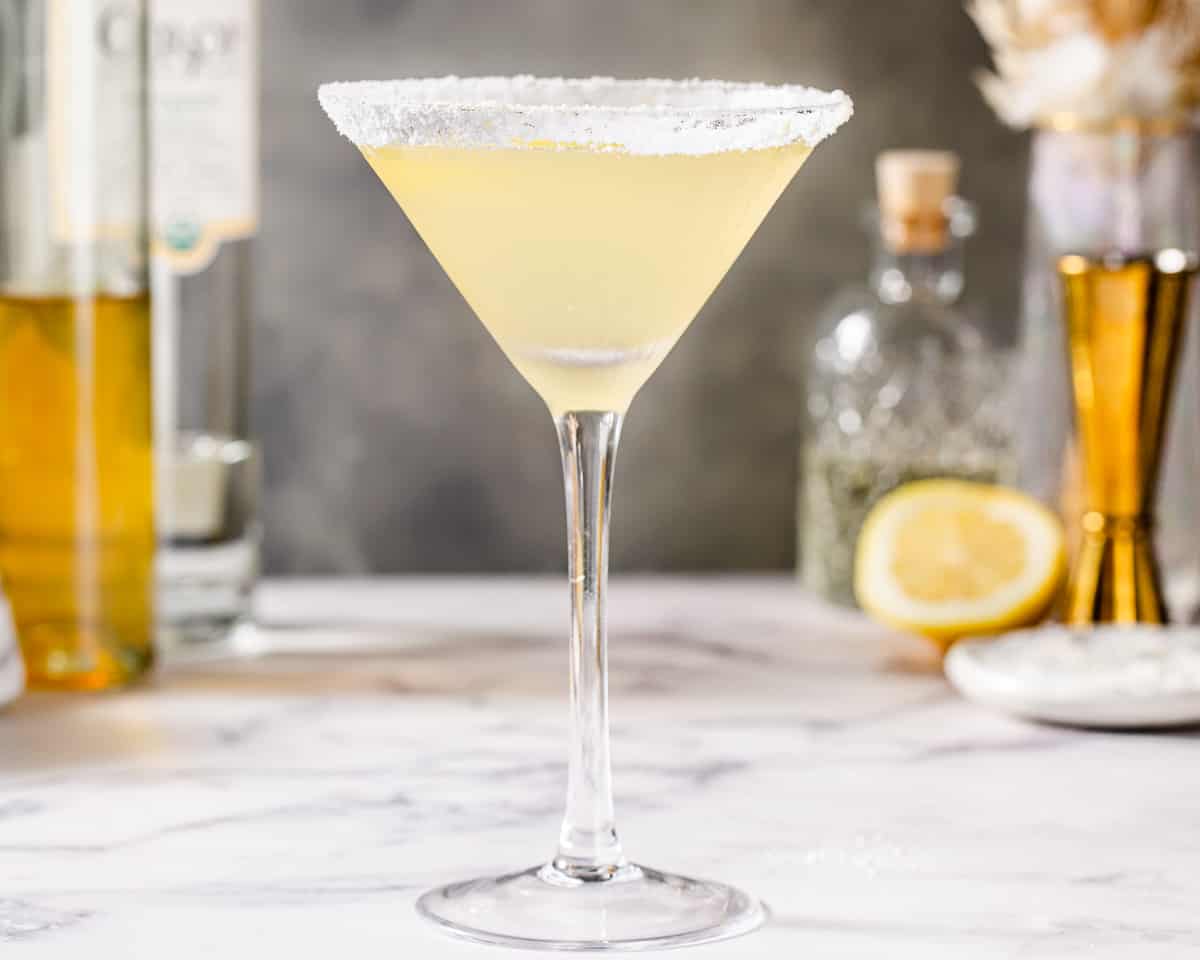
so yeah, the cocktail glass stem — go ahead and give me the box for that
[553,410,626,881]
[412,406,764,947]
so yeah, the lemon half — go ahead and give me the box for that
[854,480,1066,649]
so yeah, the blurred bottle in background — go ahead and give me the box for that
[0,0,155,688]
[150,0,259,649]
[800,151,1016,606]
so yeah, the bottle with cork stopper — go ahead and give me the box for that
[800,149,1017,606]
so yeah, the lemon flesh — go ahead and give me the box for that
[855,480,1066,648]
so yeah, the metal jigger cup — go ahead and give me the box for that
[1058,249,1196,624]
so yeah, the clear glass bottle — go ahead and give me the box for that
[0,0,155,688]
[149,0,259,649]
[800,151,1016,606]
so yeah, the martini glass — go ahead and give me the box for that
[319,76,851,951]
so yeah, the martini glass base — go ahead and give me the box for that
[416,861,766,951]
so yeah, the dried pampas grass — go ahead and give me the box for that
[968,0,1200,126]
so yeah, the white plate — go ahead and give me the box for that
[945,624,1200,729]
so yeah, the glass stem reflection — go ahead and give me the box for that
[554,410,626,881]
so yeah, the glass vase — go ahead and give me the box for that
[1015,121,1200,621]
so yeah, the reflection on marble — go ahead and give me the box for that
[1,578,1197,958]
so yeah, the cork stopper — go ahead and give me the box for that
[876,150,960,254]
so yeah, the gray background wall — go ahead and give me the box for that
[255,0,1027,574]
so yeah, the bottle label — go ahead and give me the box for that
[150,0,258,273]
[47,0,147,243]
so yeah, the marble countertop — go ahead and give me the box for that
[2,577,1198,958]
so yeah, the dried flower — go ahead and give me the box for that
[1092,0,1160,41]
[968,0,1200,126]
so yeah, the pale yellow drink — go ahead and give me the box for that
[362,142,811,414]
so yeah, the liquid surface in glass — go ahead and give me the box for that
[362,142,811,414]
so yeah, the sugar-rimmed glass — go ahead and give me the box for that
[319,76,851,951]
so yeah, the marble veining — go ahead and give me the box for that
[1,577,1198,958]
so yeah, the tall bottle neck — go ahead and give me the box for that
[870,240,965,305]
[868,199,972,306]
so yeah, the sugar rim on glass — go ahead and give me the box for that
[318,76,853,155]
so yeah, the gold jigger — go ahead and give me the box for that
[1058,249,1197,624]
